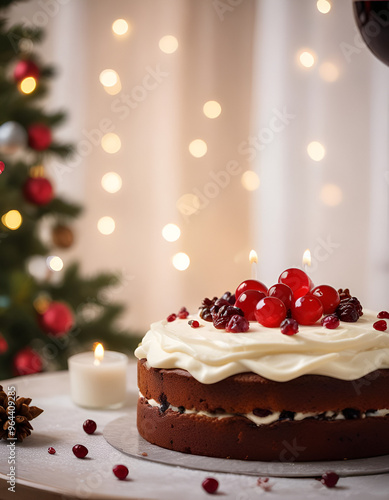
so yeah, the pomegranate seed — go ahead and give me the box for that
[235,290,266,321]
[235,279,268,300]
[188,319,200,328]
[83,419,97,434]
[254,297,287,328]
[280,318,299,335]
[321,315,340,329]
[112,464,129,480]
[311,285,340,315]
[377,311,389,319]
[178,308,189,319]
[48,447,56,455]
[167,313,177,322]
[278,268,312,299]
[292,295,323,325]
[72,444,88,459]
[373,320,387,331]
[225,315,249,333]
[268,283,293,309]
[202,477,219,494]
[320,471,339,488]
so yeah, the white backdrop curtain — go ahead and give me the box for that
[8,0,389,333]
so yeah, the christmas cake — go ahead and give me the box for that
[135,270,389,462]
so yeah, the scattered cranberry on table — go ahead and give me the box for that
[72,444,88,459]
[48,447,56,455]
[188,319,200,328]
[202,477,219,494]
[178,307,189,319]
[167,313,177,322]
[377,311,389,319]
[112,464,129,480]
[83,419,97,434]
[320,471,339,488]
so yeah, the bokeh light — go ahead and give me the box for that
[203,101,222,119]
[20,77,36,94]
[162,223,181,242]
[46,255,64,272]
[112,19,129,36]
[189,139,207,158]
[101,133,121,154]
[176,193,201,216]
[172,252,190,271]
[319,62,339,82]
[299,51,315,68]
[159,35,178,54]
[317,0,331,14]
[101,172,122,193]
[241,170,260,191]
[307,141,326,161]
[99,69,119,87]
[320,183,343,206]
[97,216,115,235]
[1,210,22,230]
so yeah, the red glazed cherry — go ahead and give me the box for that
[72,444,88,459]
[320,471,339,488]
[113,464,129,480]
[278,268,312,299]
[280,318,299,335]
[321,315,340,330]
[235,290,266,321]
[373,320,387,332]
[311,285,340,314]
[235,279,268,300]
[167,313,176,322]
[268,283,293,310]
[83,419,97,434]
[377,311,389,319]
[202,477,219,494]
[254,297,287,328]
[48,447,56,455]
[188,319,200,328]
[292,295,323,325]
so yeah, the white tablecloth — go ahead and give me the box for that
[1,362,388,500]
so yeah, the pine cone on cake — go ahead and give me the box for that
[0,385,44,442]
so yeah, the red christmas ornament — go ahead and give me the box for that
[13,60,40,82]
[40,301,74,337]
[23,177,54,205]
[13,347,43,376]
[28,124,52,151]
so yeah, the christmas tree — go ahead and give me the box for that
[0,0,139,379]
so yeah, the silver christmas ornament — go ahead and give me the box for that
[0,121,27,154]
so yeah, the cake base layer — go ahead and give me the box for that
[137,397,389,462]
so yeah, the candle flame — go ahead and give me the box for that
[249,250,258,264]
[302,248,312,268]
[94,343,104,364]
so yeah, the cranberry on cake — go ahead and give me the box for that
[135,271,389,462]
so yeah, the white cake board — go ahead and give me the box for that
[103,411,389,478]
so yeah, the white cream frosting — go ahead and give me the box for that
[134,310,389,383]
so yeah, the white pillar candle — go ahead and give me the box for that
[68,345,128,409]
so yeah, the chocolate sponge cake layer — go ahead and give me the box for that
[137,396,389,461]
[138,359,389,414]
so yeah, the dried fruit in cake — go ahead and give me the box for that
[225,315,249,333]
[212,305,244,329]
